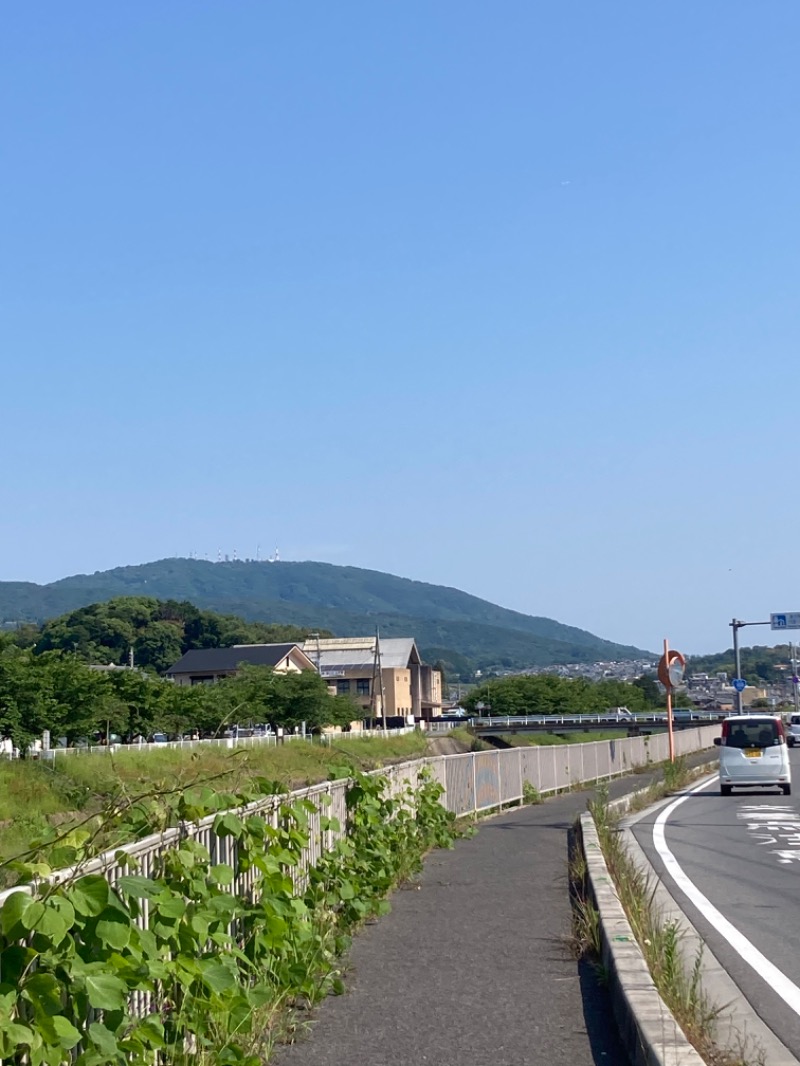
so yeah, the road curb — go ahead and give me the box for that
[583,762,800,1066]
[580,810,706,1066]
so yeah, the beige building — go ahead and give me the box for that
[301,636,443,720]
[741,686,769,708]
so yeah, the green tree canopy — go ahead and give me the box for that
[26,597,328,674]
[462,674,655,717]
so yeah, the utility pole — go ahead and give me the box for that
[309,632,321,674]
[370,628,387,734]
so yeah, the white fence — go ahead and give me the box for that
[30,726,420,761]
[0,724,717,907]
[38,733,309,760]
[0,724,718,1045]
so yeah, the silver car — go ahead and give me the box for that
[786,713,800,747]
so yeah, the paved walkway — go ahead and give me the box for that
[273,768,681,1066]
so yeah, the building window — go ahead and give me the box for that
[336,679,351,696]
[356,678,370,697]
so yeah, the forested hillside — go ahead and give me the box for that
[0,558,651,677]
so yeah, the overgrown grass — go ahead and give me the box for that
[504,730,629,746]
[572,770,765,1066]
[0,733,429,881]
[622,755,717,817]
[447,726,492,751]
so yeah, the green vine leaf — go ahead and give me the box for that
[94,908,132,951]
[39,1013,82,1051]
[84,974,128,1012]
[116,875,160,900]
[68,876,110,917]
[85,1022,120,1063]
[0,891,35,938]
[153,894,186,919]
[21,973,63,1018]
[197,958,238,996]
[210,863,235,886]
[0,1019,37,1052]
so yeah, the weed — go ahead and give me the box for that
[0,733,430,882]
[522,781,542,805]
[663,755,689,792]
[572,894,602,960]
[505,730,628,747]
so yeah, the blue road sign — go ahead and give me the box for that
[733,678,747,692]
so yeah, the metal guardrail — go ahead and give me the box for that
[0,725,720,1026]
[427,712,721,734]
[472,712,720,727]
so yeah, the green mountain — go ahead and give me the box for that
[0,558,651,677]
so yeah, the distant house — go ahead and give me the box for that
[165,643,317,686]
[300,636,443,720]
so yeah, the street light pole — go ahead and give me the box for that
[731,618,743,715]
[729,617,771,715]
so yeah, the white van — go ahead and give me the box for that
[714,714,791,796]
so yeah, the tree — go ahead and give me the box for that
[46,655,116,742]
[462,673,659,718]
[0,646,51,747]
[106,670,176,739]
[131,620,184,674]
[632,675,660,705]
[31,597,325,674]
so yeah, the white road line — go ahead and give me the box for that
[653,779,800,1016]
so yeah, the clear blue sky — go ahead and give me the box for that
[2,2,799,655]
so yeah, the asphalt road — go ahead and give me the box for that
[631,748,800,1058]
[271,774,663,1066]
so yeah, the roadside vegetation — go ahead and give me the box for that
[502,730,637,746]
[0,763,461,1065]
[0,640,363,751]
[0,733,429,884]
[463,672,694,717]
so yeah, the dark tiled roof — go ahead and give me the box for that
[166,644,301,675]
